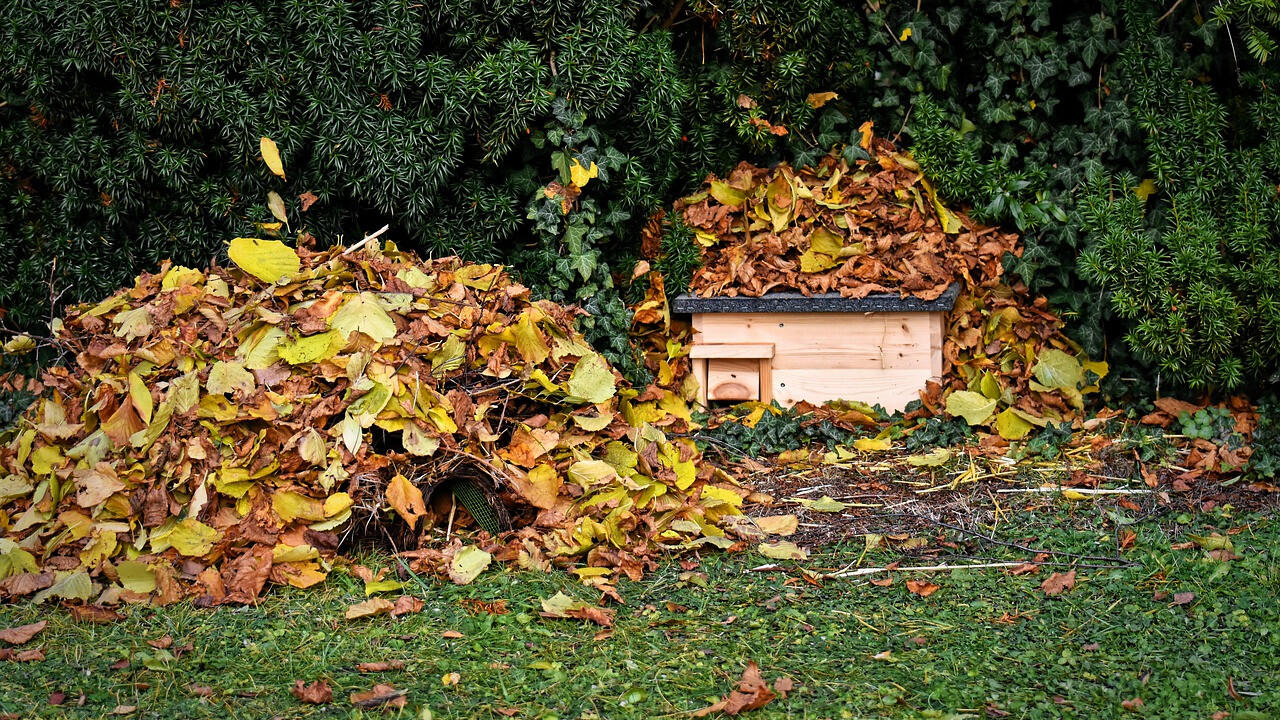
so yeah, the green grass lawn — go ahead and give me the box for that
[1,505,1277,719]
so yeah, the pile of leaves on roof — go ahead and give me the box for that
[0,238,747,606]
[673,127,1106,438]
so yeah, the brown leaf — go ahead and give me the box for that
[349,683,406,709]
[905,579,940,597]
[773,676,795,698]
[1041,570,1077,597]
[0,621,47,645]
[357,660,406,673]
[869,577,893,587]
[68,605,122,624]
[390,595,423,617]
[1120,697,1144,712]
[1171,591,1196,606]
[298,191,319,212]
[147,635,173,649]
[186,684,214,698]
[441,630,464,638]
[345,598,395,620]
[693,662,778,716]
[291,679,332,705]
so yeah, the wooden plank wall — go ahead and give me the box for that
[692,311,943,411]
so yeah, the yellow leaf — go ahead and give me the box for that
[758,541,808,560]
[806,91,839,109]
[700,485,743,508]
[272,543,319,563]
[448,546,492,585]
[273,491,327,523]
[755,514,799,536]
[921,179,963,234]
[709,181,748,206]
[323,492,353,517]
[569,158,599,188]
[899,27,913,41]
[853,437,892,452]
[150,517,221,557]
[513,464,562,510]
[228,237,300,284]
[345,597,395,620]
[858,120,875,151]
[1134,178,1157,202]
[116,560,156,594]
[267,191,287,224]
[260,136,285,179]
[206,360,256,396]
[567,352,616,404]
[330,292,398,343]
[995,407,1034,440]
[385,473,426,529]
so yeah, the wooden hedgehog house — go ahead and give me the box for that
[673,284,960,412]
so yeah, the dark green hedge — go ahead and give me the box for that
[2,0,1278,392]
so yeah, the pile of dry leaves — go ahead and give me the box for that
[674,128,1106,435]
[0,237,747,606]
[677,134,1016,301]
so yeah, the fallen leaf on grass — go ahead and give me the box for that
[350,683,405,709]
[869,577,893,587]
[441,630,464,638]
[1007,563,1039,576]
[68,605,122,624]
[773,677,795,698]
[0,620,47,645]
[291,679,332,705]
[147,635,173,649]
[1171,592,1196,606]
[693,662,778,717]
[391,595,423,617]
[345,597,394,620]
[357,660,405,673]
[757,541,808,560]
[905,580,939,597]
[111,705,136,715]
[186,684,213,697]
[495,708,519,717]
[540,591,615,627]
[1041,570,1076,596]
[1121,697,1144,712]
[0,648,45,662]
[441,672,460,687]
